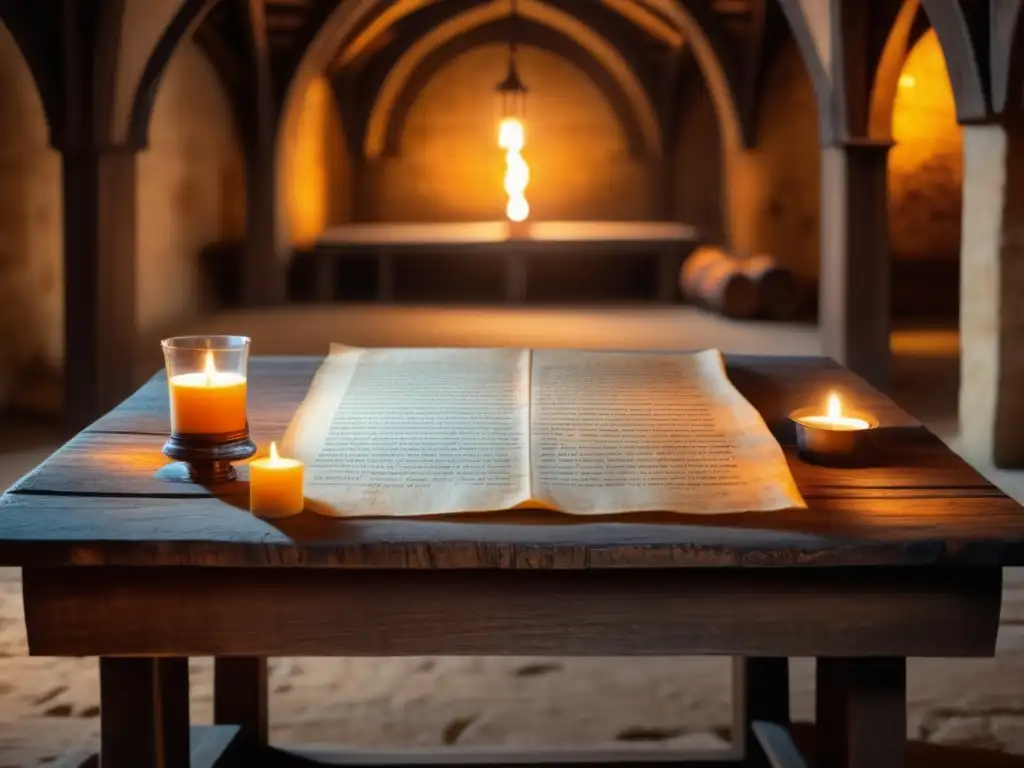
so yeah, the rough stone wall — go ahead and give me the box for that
[737,38,821,281]
[286,76,349,243]
[362,44,657,223]
[0,23,63,408]
[888,29,962,262]
[670,61,725,241]
[136,38,245,338]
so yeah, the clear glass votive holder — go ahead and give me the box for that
[159,335,256,484]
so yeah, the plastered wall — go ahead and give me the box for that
[0,30,244,412]
[136,38,246,338]
[361,44,657,223]
[671,61,725,241]
[0,22,62,407]
[735,38,821,281]
[285,76,350,245]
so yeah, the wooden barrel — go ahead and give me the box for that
[739,254,799,320]
[686,259,758,319]
[679,246,733,301]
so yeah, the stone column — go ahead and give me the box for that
[819,139,892,392]
[959,122,1024,467]
[242,119,286,307]
[61,147,140,427]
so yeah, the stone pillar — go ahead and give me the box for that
[819,139,892,392]
[61,147,140,427]
[959,122,1024,467]
[242,121,286,307]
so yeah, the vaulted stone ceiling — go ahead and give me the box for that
[195,0,780,153]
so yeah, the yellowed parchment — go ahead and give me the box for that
[283,346,805,517]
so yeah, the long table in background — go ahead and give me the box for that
[312,220,701,303]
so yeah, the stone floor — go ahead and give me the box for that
[1,305,1022,766]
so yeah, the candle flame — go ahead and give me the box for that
[203,350,217,379]
[270,441,280,462]
[826,392,842,420]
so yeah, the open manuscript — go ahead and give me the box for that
[282,346,805,517]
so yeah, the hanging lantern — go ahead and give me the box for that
[496,43,528,128]
[495,2,530,223]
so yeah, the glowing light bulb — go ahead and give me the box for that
[504,152,529,194]
[499,117,525,151]
[499,117,529,222]
[507,196,530,222]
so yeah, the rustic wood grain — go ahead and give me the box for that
[2,354,1020,569]
[733,658,790,766]
[214,657,268,745]
[98,657,189,768]
[816,658,906,768]
[2,490,1023,567]
[22,567,1001,658]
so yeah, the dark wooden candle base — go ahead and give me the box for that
[161,428,257,485]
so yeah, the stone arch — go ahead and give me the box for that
[136,38,246,338]
[126,0,220,149]
[284,75,350,244]
[868,0,921,140]
[368,17,657,160]
[0,20,63,411]
[991,2,1024,115]
[277,0,747,243]
[769,0,838,142]
[363,0,660,160]
[0,8,61,144]
[917,0,987,121]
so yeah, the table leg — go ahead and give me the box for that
[99,657,189,768]
[214,656,269,745]
[378,252,395,301]
[816,657,906,768]
[733,657,797,767]
[506,253,528,303]
[657,251,679,302]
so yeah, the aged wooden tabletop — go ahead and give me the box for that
[1,354,1023,569]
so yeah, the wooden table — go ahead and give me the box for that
[313,221,700,302]
[2,355,1023,768]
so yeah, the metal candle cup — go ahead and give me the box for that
[789,394,878,467]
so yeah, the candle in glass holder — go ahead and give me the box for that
[168,350,248,435]
[249,442,305,518]
[790,392,878,466]
[160,335,255,485]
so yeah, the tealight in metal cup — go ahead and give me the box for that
[789,406,879,467]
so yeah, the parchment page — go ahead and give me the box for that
[283,346,531,517]
[530,349,805,515]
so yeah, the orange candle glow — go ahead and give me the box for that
[168,350,248,435]
[796,393,871,432]
[249,442,305,518]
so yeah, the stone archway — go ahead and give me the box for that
[362,1,661,161]
[277,0,746,246]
